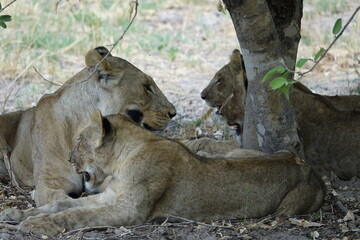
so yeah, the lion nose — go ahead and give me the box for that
[168,111,176,119]
[200,90,207,100]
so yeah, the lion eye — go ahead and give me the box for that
[216,78,223,84]
[98,73,109,82]
[144,84,153,93]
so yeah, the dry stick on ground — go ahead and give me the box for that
[162,215,235,229]
[3,153,20,188]
[64,224,155,237]
[63,215,237,237]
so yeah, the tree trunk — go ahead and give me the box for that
[223,0,304,158]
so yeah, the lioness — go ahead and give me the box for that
[201,49,360,179]
[0,110,24,181]
[0,110,325,236]
[0,46,176,206]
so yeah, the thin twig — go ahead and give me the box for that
[63,215,237,237]
[298,6,360,76]
[0,0,17,13]
[33,66,62,86]
[61,0,139,88]
[163,215,233,229]
[3,153,20,188]
[335,200,348,214]
[64,224,156,236]
[63,226,115,236]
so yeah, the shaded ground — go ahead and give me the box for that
[0,174,359,240]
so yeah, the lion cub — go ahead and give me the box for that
[0,110,325,236]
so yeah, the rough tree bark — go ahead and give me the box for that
[222,0,304,158]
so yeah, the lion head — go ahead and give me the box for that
[200,49,247,127]
[69,109,123,192]
[80,46,176,130]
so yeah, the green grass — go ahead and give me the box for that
[0,0,358,129]
[315,0,348,13]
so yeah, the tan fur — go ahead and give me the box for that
[201,49,360,179]
[201,49,247,127]
[0,111,325,236]
[183,137,239,156]
[0,46,176,206]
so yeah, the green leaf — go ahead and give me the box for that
[0,21,6,28]
[270,77,287,90]
[278,82,293,100]
[314,47,325,62]
[262,66,286,83]
[0,15,12,22]
[332,18,342,35]
[296,58,311,68]
[0,3,2,10]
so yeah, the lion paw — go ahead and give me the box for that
[0,208,24,222]
[18,215,64,237]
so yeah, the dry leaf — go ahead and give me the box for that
[331,189,339,196]
[289,218,324,227]
[270,220,278,227]
[128,1,137,20]
[217,0,225,13]
[310,231,319,239]
[339,223,349,232]
[343,210,355,221]
[54,0,62,13]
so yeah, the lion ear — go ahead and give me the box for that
[85,46,112,71]
[230,49,241,64]
[230,49,246,71]
[89,109,114,147]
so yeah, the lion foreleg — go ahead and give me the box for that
[0,187,115,223]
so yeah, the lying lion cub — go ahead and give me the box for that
[0,110,325,236]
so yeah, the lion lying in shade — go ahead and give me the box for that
[0,110,325,236]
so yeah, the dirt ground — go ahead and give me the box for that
[0,174,360,240]
[0,0,359,239]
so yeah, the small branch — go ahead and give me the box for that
[63,226,115,236]
[0,0,17,13]
[62,0,139,88]
[335,200,348,214]
[3,152,20,188]
[163,215,234,229]
[33,66,62,86]
[299,6,360,77]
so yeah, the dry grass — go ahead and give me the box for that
[0,0,359,136]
